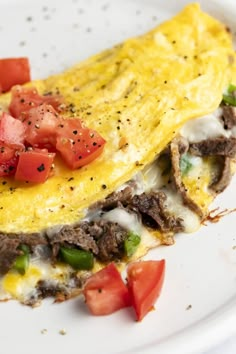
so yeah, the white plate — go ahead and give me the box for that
[1,0,236,353]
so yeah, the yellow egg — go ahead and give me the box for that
[0,3,234,233]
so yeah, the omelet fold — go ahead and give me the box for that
[0,3,234,233]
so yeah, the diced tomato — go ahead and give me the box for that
[9,86,63,119]
[23,103,61,150]
[83,263,131,316]
[56,122,106,169]
[0,58,30,94]
[127,260,165,321]
[0,145,19,177]
[0,112,26,149]
[15,149,55,183]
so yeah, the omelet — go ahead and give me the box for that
[0,3,236,304]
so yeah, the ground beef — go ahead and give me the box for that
[47,224,99,259]
[221,106,236,129]
[0,233,47,275]
[130,191,183,233]
[0,235,20,275]
[189,137,236,158]
[96,221,128,262]
[47,220,128,263]
[90,186,133,210]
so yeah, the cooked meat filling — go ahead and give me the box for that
[1,105,236,276]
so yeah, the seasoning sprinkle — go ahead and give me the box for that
[37,164,45,172]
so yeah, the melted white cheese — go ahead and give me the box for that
[180,108,231,143]
[102,208,141,234]
[142,159,168,191]
[164,189,200,232]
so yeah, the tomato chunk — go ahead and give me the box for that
[56,122,106,169]
[23,103,61,149]
[0,112,26,149]
[0,58,30,93]
[9,86,63,119]
[15,149,55,183]
[127,260,165,321]
[0,145,18,177]
[83,263,131,316]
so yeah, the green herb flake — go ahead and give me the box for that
[180,154,193,176]
[12,244,30,275]
[124,231,141,257]
[222,84,236,106]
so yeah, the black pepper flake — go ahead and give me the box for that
[98,288,102,293]
[0,207,3,210]
[101,184,107,190]
[135,161,144,167]
[90,177,94,181]
[73,130,78,135]
[68,177,74,182]
[37,164,45,172]
[86,112,92,115]
[93,142,97,146]
[2,181,7,185]
[117,111,121,114]
[73,86,80,92]
[117,126,120,130]
[70,186,74,191]
[164,80,168,84]
[20,98,25,103]
[172,40,176,44]
[184,55,188,59]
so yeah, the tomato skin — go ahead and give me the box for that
[56,125,106,169]
[0,58,30,93]
[15,149,55,183]
[0,112,26,149]
[9,86,63,119]
[83,263,131,316]
[0,145,19,177]
[23,103,61,149]
[127,260,165,321]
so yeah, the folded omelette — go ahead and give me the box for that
[0,3,236,304]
